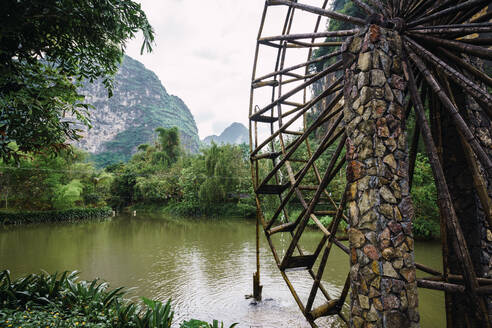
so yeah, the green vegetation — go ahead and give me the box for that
[0,207,112,225]
[0,0,154,162]
[0,124,439,238]
[0,270,236,328]
[181,320,238,328]
[109,127,255,217]
[0,148,113,211]
[411,154,440,240]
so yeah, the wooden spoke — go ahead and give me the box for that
[405,37,492,112]
[405,44,492,174]
[253,50,342,83]
[407,22,492,35]
[404,55,491,326]
[286,40,343,48]
[251,60,343,119]
[407,0,489,27]
[266,0,366,26]
[409,33,492,60]
[259,30,359,43]
[438,47,492,89]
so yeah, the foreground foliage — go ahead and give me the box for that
[0,271,236,328]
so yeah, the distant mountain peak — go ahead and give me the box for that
[202,122,248,146]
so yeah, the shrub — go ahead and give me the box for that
[412,217,440,241]
[52,179,84,209]
[0,207,112,225]
[0,271,234,328]
[0,270,173,327]
[84,193,102,205]
[181,319,238,328]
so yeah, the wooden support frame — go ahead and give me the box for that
[249,0,492,326]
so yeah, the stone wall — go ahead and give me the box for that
[343,25,419,328]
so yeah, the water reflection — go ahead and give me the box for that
[0,214,444,327]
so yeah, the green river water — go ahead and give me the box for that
[0,214,444,327]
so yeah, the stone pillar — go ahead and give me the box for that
[343,25,419,328]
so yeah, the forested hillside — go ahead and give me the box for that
[77,56,200,167]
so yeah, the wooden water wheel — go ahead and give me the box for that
[249,0,492,327]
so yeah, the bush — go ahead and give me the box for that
[412,217,440,241]
[165,201,255,218]
[181,319,238,328]
[84,193,102,205]
[0,207,112,225]
[0,270,173,328]
[411,154,439,240]
[0,270,234,328]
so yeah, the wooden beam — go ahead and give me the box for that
[259,29,359,43]
[407,0,489,27]
[266,0,366,26]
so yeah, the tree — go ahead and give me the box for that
[0,147,108,210]
[52,179,84,209]
[0,0,154,162]
[154,127,181,166]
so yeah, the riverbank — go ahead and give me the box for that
[0,270,234,328]
[127,204,351,239]
[0,207,113,225]
[128,201,256,218]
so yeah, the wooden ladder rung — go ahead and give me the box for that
[268,221,297,235]
[252,80,279,88]
[251,151,281,161]
[283,130,303,136]
[281,254,317,271]
[250,114,278,123]
[255,183,290,195]
[309,299,340,319]
[298,185,319,191]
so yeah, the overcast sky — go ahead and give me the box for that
[125,0,265,139]
[125,0,330,139]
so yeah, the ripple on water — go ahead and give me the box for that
[137,240,346,327]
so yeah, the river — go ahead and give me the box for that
[0,213,444,327]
